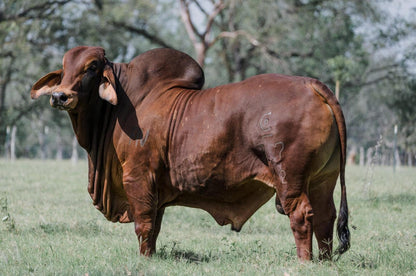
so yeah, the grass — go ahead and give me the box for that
[0,160,415,275]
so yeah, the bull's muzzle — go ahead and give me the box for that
[51,92,71,109]
[51,91,68,105]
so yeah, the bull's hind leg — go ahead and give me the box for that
[264,142,314,260]
[286,192,314,261]
[273,170,314,260]
[309,174,338,260]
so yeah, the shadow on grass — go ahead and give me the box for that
[156,244,216,263]
[349,253,378,270]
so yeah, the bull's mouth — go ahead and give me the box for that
[54,104,69,110]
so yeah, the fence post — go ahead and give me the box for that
[71,136,78,165]
[393,124,398,172]
[56,133,63,160]
[5,126,10,159]
[10,125,16,162]
[359,147,365,166]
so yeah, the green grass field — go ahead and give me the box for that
[0,160,415,275]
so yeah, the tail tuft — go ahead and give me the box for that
[335,181,350,257]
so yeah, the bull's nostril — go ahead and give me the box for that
[60,94,68,102]
[52,92,68,104]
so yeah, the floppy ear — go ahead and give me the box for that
[30,69,63,99]
[99,65,117,105]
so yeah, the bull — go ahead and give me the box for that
[31,46,350,261]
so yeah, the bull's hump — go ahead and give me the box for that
[129,48,204,90]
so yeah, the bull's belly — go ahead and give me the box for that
[167,178,275,231]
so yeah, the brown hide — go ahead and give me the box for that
[31,46,349,261]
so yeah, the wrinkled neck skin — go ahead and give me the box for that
[67,62,133,222]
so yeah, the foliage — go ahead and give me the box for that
[387,76,416,152]
[0,160,416,274]
[0,0,415,163]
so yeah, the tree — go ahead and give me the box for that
[387,75,416,164]
[0,0,414,166]
[0,0,76,153]
[0,0,158,158]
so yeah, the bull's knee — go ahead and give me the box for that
[290,205,313,240]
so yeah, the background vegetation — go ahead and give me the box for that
[0,0,415,166]
[1,161,415,275]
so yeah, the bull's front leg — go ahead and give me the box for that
[123,175,160,256]
[134,212,157,256]
[135,207,165,256]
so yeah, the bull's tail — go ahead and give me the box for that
[310,79,350,258]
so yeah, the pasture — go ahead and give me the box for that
[0,160,415,275]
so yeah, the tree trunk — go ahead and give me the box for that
[179,0,226,68]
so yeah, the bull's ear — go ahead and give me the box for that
[30,69,63,99]
[99,65,117,105]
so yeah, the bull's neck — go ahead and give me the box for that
[68,98,115,153]
[67,80,123,221]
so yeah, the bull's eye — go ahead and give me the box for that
[87,61,98,72]
[88,65,97,72]
[81,61,99,92]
